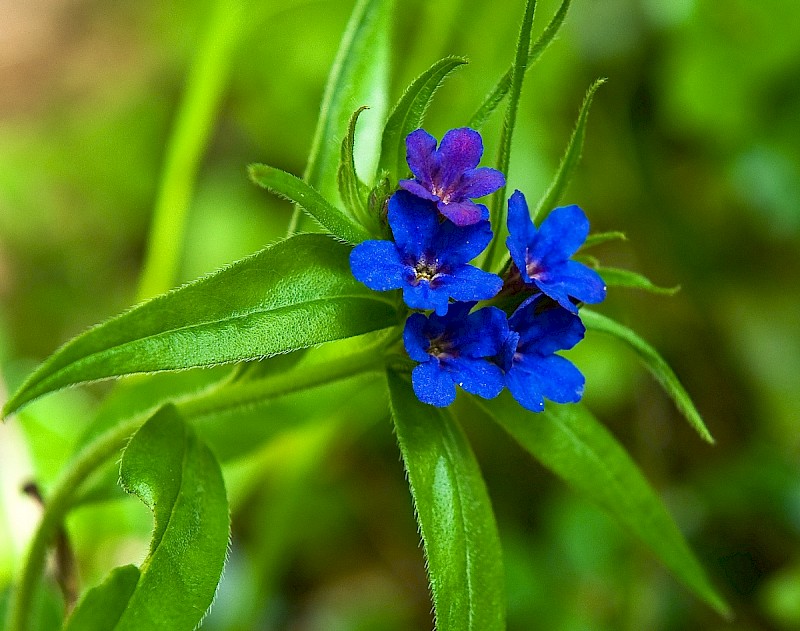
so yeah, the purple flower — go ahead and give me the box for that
[506,190,606,313]
[350,191,502,316]
[404,303,508,407]
[500,295,586,412]
[399,128,505,226]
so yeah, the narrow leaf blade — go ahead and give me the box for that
[580,309,714,443]
[597,266,680,295]
[291,0,392,233]
[582,230,627,249]
[469,0,571,130]
[63,566,140,631]
[4,234,399,415]
[387,372,505,631]
[476,394,730,618]
[376,55,468,183]
[337,106,373,231]
[532,78,605,222]
[250,164,371,243]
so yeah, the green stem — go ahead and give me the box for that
[6,347,384,631]
[136,0,244,301]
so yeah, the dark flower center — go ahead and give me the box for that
[427,334,456,359]
[413,256,440,282]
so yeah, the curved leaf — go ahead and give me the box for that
[289,0,392,233]
[4,234,399,416]
[387,372,505,631]
[64,406,229,630]
[532,78,605,222]
[581,230,627,249]
[376,55,468,183]
[469,0,572,130]
[580,309,714,443]
[249,165,371,244]
[337,106,373,231]
[597,266,680,295]
[475,394,730,618]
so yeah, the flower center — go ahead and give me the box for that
[525,252,542,279]
[431,185,451,204]
[413,256,439,282]
[427,334,455,359]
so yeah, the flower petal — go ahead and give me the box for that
[405,128,438,186]
[387,190,439,258]
[506,190,537,283]
[444,356,505,399]
[402,280,450,315]
[513,354,585,405]
[435,266,503,304]
[509,296,585,354]
[535,261,606,310]
[438,200,488,226]
[399,178,439,202]
[403,313,433,363]
[412,359,457,407]
[350,240,406,291]
[533,204,590,261]
[437,128,484,182]
[459,167,505,199]
[505,366,545,412]
[456,306,509,358]
[435,218,493,265]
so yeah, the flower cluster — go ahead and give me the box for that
[350,127,605,411]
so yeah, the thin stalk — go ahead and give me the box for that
[137,0,244,301]
[6,347,384,631]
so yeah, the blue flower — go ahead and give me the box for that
[506,190,606,313]
[500,295,586,412]
[399,127,505,226]
[404,303,508,407]
[350,191,502,315]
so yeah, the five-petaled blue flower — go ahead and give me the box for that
[506,190,606,313]
[404,303,508,407]
[350,190,503,315]
[500,295,586,412]
[400,127,505,226]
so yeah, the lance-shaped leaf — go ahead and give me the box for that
[64,405,229,630]
[249,165,371,244]
[289,0,392,234]
[532,78,605,222]
[475,394,730,618]
[597,266,680,295]
[3,234,399,416]
[388,372,505,631]
[376,55,468,183]
[470,0,571,130]
[337,106,373,231]
[580,309,714,443]
[581,230,627,249]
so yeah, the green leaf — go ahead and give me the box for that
[249,164,371,244]
[290,0,392,234]
[387,372,505,631]
[484,0,537,268]
[337,106,373,231]
[580,309,714,443]
[475,394,730,618]
[64,406,229,630]
[582,230,627,249]
[376,55,468,183]
[63,566,139,631]
[532,78,605,222]
[469,0,571,130]
[597,266,681,295]
[3,234,399,416]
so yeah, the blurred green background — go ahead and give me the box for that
[1,0,799,629]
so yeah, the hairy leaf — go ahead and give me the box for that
[290,0,392,234]
[249,165,371,244]
[470,0,571,130]
[4,234,399,416]
[376,56,468,183]
[64,406,229,630]
[582,230,627,249]
[532,78,605,222]
[580,309,714,443]
[476,394,730,617]
[337,106,374,231]
[598,266,680,295]
[388,372,505,631]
